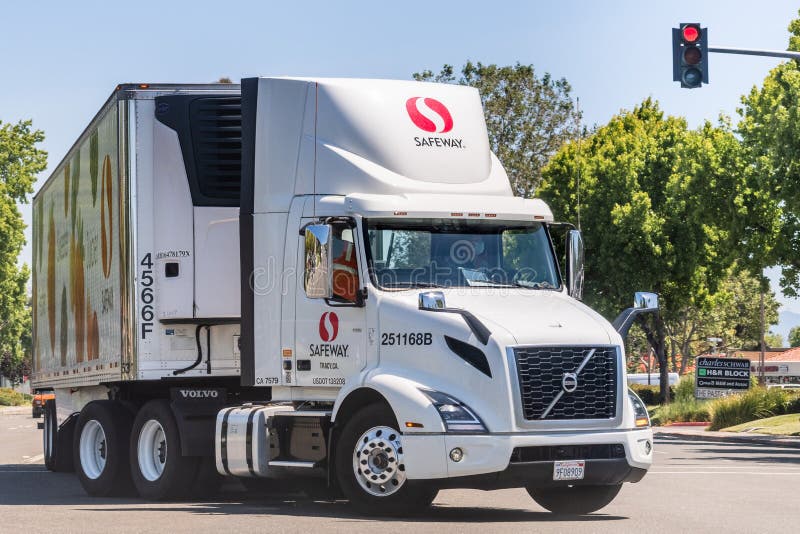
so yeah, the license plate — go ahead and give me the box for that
[553,460,585,481]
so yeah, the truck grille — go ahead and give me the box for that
[513,346,617,420]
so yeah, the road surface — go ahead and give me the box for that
[1,411,798,533]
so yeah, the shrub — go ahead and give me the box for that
[650,397,711,425]
[630,383,676,405]
[674,374,696,402]
[0,388,32,406]
[708,387,794,430]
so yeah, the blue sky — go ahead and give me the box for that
[2,0,799,319]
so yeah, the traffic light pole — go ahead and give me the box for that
[708,46,800,60]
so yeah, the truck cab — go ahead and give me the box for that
[233,77,655,513]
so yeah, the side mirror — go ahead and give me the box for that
[419,291,446,310]
[613,292,660,339]
[303,224,333,299]
[634,292,658,311]
[566,229,584,300]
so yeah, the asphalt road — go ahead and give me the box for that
[1,410,799,533]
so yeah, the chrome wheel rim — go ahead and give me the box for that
[138,419,167,482]
[352,425,406,497]
[79,420,107,479]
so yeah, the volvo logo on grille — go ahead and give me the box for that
[562,372,579,393]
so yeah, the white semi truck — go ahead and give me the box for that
[31,78,656,515]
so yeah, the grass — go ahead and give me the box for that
[0,387,32,406]
[721,414,800,436]
[708,387,799,430]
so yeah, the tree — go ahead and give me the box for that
[539,100,754,402]
[217,77,233,84]
[738,11,800,297]
[789,326,800,347]
[0,120,46,384]
[413,62,581,196]
[658,267,779,374]
[764,332,784,349]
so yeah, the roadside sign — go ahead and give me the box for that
[695,357,750,399]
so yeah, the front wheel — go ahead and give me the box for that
[527,484,622,515]
[335,404,438,515]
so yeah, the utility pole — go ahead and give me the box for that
[759,283,766,386]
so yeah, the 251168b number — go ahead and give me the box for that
[381,332,432,346]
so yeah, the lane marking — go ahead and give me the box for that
[23,454,44,464]
[650,471,800,475]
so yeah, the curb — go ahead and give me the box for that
[0,406,31,416]
[654,428,800,449]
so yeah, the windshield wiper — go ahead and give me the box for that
[383,282,444,289]
[511,280,556,289]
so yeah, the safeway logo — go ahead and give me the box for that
[319,312,339,342]
[406,97,453,133]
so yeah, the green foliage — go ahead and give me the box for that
[789,326,800,347]
[708,387,797,430]
[737,10,800,297]
[539,99,763,401]
[674,374,696,402]
[0,120,46,383]
[413,61,580,196]
[765,332,784,349]
[629,383,675,406]
[0,387,32,406]
[650,398,711,425]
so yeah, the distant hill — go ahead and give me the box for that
[773,310,800,347]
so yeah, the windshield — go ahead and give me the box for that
[365,218,561,290]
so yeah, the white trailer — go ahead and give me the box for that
[32,78,656,515]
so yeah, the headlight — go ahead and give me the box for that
[420,389,487,433]
[628,389,650,427]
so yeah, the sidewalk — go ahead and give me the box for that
[654,424,800,449]
[0,406,30,416]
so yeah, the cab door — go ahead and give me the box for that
[294,219,367,388]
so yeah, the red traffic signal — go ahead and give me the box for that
[682,25,700,43]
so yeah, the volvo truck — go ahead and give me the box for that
[31,78,656,515]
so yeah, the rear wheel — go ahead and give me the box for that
[43,400,58,471]
[527,484,622,515]
[130,400,198,500]
[73,401,133,496]
[335,404,438,515]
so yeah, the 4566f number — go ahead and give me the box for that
[140,253,155,339]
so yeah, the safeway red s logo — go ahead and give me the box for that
[406,97,454,133]
[319,312,339,342]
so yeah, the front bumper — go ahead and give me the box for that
[402,427,653,488]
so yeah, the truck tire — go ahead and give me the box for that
[43,399,58,471]
[44,400,76,473]
[73,401,134,496]
[130,400,199,500]
[335,404,438,515]
[188,456,222,499]
[527,484,622,515]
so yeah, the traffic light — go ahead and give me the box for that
[673,23,708,88]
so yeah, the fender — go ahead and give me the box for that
[332,371,446,434]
